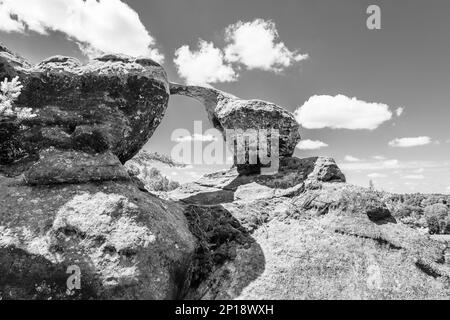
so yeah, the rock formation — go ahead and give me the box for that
[1,45,450,300]
[0,45,194,300]
[169,165,450,300]
[169,156,345,205]
[0,44,169,181]
[0,175,195,299]
[170,83,301,170]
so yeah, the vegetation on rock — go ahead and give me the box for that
[126,150,182,192]
[0,76,35,120]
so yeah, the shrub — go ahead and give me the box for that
[424,203,449,234]
[0,76,35,120]
[141,167,180,192]
[337,189,391,221]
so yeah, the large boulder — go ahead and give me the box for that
[0,44,197,300]
[0,44,169,178]
[169,83,301,162]
[0,175,195,299]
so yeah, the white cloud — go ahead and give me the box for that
[341,159,400,171]
[395,107,404,117]
[174,40,236,86]
[296,139,328,150]
[174,18,307,85]
[373,155,386,161]
[344,155,361,162]
[388,136,432,148]
[295,95,393,130]
[174,133,218,142]
[224,19,308,71]
[368,173,387,179]
[343,160,450,174]
[0,0,163,62]
[403,174,425,180]
[379,159,400,169]
[0,6,24,32]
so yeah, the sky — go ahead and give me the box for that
[1,0,449,194]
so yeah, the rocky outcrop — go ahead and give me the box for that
[170,83,301,162]
[0,45,169,179]
[2,44,449,300]
[0,175,195,299]
[170,161,450,300]
[0,45,195,300]
[169,156,345,205]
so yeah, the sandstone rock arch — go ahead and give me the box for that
[169,83,302,159]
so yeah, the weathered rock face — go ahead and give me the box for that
[168,159,450,300]
[0,44,169,177]
[169,156,345,205]
[24,148,130,185]
[0,45,198,300]
[170,83,301,161]
[0,175,195,300]
[2,44,448,301]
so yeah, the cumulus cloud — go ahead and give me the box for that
[368,173,387,179]
[341,159,400,171]
[395,107,404,117]
[296,139,328,150]
[295,95,393,130]
[0,0,163,62]
[373,155,386,161]
[341,159,448,174]
[0,6,24,32]
[174,132,219,142]
[224,19,308,71]
[403,174,425,180]
[344,155,361,162]
[173,18,307,85]
[173,41,236,86]
[388,136,432,148]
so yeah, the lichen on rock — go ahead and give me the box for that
[0,44,170,180]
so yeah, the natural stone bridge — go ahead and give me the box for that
[0,44,301,183]
[1,44,448,301]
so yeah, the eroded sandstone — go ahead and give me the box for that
[0,44,169,179]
